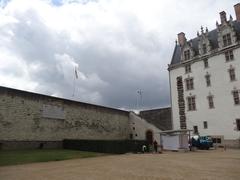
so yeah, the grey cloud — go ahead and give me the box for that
[4,0,238,110]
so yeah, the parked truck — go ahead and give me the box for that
[191,135,213,150]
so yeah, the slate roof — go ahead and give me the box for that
[170,20,240,65]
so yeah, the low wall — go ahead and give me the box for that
[63,139,148,154]
[0,140,62,150]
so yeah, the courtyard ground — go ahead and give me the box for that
[0,149,239,180]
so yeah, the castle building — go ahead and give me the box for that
[168,4,240,148]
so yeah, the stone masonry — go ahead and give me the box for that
[0,86,130,149]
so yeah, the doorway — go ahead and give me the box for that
[146,130,153,145]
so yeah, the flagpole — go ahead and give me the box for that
[72,68,76,97]
[72,66,78,97]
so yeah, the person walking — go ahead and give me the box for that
[153,140,158,153]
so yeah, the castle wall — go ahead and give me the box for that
[0,87,130,149]
[139,107,172,130]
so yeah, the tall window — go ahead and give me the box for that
[223,33,232,47]
[236,119,240,131]
[229,68,236,81]
[193,126,198,134]
[185,64,191,73]
[202,44,207,54]
[225,50,234,61]
[232,90,240,105]
[187,96,196,111]
[203,59,209,68]
[185,78,194,90]
[207,95,214,109]
[203,121,208,129]
[184,50,190,60]
[205,74,211,87]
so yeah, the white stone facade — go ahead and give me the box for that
[169,6,240,147]
[170,48,240,140]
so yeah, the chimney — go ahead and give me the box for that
[234,3,240,21]
[220,11,227,24]
[177,32,186,47]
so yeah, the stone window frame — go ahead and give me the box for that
[225,50,234,62]
[223,33,232,47]
[203,121,208,129]
[207,94,214,109]
[232,90,240,105]
[203,58,209,68]
[187,95,196,111]
[185,77,194,91]
[228,66,236,81]
[184,49,191,61]
[185,64,191,74]
[205,73,211,87]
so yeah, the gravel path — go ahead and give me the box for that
[0,149,240,180]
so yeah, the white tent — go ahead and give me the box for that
[159,129,192,151]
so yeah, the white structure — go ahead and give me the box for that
[168,4,240,148]
[160,130,191,151]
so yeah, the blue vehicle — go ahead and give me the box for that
[191,135,213,150]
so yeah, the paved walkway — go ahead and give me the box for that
[0,149,240,180]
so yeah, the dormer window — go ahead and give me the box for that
[202,44,207,54]
[223,33,232,47]
[184,50,190,60]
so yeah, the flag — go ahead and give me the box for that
[75,67,78,79]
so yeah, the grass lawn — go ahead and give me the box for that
[0,149,106,166]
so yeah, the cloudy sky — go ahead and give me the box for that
[0,0,239,110]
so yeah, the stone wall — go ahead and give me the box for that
[139,107,172,130]
[0,86,130,149]
[129,112,161,145]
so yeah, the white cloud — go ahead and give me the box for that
[0,0,239,109]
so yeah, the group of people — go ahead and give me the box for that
[142,140,159,153]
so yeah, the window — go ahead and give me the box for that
[223,33,232,47]
[202,44,207,54]
[229,68,236,81]
[232,90,240,105]
[203,121,208,129]
[207,95,214,109]
[184,50,190,60]
[203,59,209,68]
[213,138,222,144]
[236,119,240,131]
[225,50,234,61]
[187,96,196,111]
[193,126,198,134]
[185,64,191,73]
[205,74,211,87]
[185,78,194,90]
